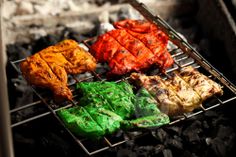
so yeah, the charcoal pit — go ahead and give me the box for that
[1,0,236,157]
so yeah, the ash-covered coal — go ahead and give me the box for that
[13,116,83,157]
[99,109,236,157]
[13,108,236,157]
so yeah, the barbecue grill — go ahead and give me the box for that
[1,0,236,157]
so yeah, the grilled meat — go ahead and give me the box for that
[114,19,160,33]
[20,39,96,101]
[130,66,223,115]
[121,115,169,130]
[77,81,135,119]
[114,19,172,68]
[134,88,163,117]
[130,73,184,116]
[58,82,169,139]
[179,66,223,100]
[57,106,106,139]
[165,73,202,112]
[91,19,173,75]
[121,88,169,130]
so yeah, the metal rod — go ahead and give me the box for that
[11,112,51,128]
[110,139,128,147]
[10,100,41,113]
[0,1,14,156]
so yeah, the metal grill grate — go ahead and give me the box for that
[9,0,236,156]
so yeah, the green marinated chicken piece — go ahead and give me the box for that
[78,82,115,111]
[117,81,134,96]
[134,88,162,117]
[99,87,135,119]
[85,106,122,134]
[121,88,170,130]
[76,82,98,97]
[78,81,135,119]
[77,82,117,95]
[121,114,170,130]
[59,82,170,139]
[79,93,113,111]
[57,106,105,139]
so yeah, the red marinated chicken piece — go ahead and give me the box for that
[91,19,174,75]
[90,32,139,75]
[91,33,119,62]
[109,48,138,75]
[114,19,158,33]
[114,19,173,69]
[126,30,172,68]
[108,29,154,69]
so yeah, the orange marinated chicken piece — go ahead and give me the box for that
[20,39,96,101]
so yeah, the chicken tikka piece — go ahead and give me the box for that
[20,39,96,101]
